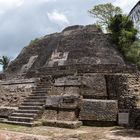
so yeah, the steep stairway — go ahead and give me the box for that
[3,77,49,126]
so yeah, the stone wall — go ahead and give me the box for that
[129,108,140,129]
[42,95,81,121]
[105,74,138,110]
[0,78,39,107]
[25,64,137,78]
[79,99,118,122]
[105,73,140,128]
[81,74,107,99]
[47,76,81,96]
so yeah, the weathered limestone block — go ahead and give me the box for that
[45,95,81,121]
[57,110,77,121]
[46,95,81,109]
[42,110,57,120]
[81,74,107,99]
[50,86,80,96]
[59,95,81,109]
[42,120,82,129]
[50,87,64,95]
[0,107,17,118]
[64,87,80,96]
[46,96,61,108]
[79,99,118,122]
[54,76,81,87]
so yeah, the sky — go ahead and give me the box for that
[0,0,138,60]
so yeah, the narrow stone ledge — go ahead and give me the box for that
[42,120,82,129]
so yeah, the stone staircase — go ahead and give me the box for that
[3,77,49,126]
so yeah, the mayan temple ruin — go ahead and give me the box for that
[0,24,139,129]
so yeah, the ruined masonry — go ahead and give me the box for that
[0,25,140,129]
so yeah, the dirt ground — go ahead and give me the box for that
[0,123,139,140]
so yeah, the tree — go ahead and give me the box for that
[108,14,140,69]
[108,14,137,53]
[88,3,122,30]
[0,56,10,71]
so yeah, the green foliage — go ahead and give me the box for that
[88,3,122,30]
[95,23,102,31]
[125,40,140,68]
[0,56,10,71]
[29,38,40,46]
[108,15,137,47]
[108,14,140,69]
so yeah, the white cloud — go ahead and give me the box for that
[0,0,24,8]
[113,0,138,13]
[0,0,24,15]
[47,10,70,25]
[38,0,56,2]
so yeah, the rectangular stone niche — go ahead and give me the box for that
[79,99,118,122]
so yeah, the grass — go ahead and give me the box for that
[0,123,112,139]
[0,123,55,136]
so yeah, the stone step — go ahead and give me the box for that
[32,92,47,95]
[34,87,48,90]
[32,89,47,93]
[16,110,41,114]
[29,91,47,96]
[11,113,37,118]
[37,82,49,86]
[28,95,46,98]
[21,102,44,106]
[27,96,46,99]
[28,93,47,98]
[35,86,51,89]
[36,84,49,87]
[24,99,46,102]
[9,116,34,122]
[37,85,51,88]
[19,106,43,110]
[1,120,41,127]
[38,82,50,84]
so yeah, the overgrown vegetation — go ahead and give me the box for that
[29,38,41,46]
[89,3,140,69]
[108,14,140,68]
[0,56,10,71]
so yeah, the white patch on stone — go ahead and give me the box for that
[21,55,38,73]
[47,49,69,67]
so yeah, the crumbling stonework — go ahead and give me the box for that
[42,95,80,121]
[5,25,126,79]
[0,78,38,107]
[0,24,139,129]
[81,74,107,99]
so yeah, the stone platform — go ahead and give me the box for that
[42,120,82,129]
